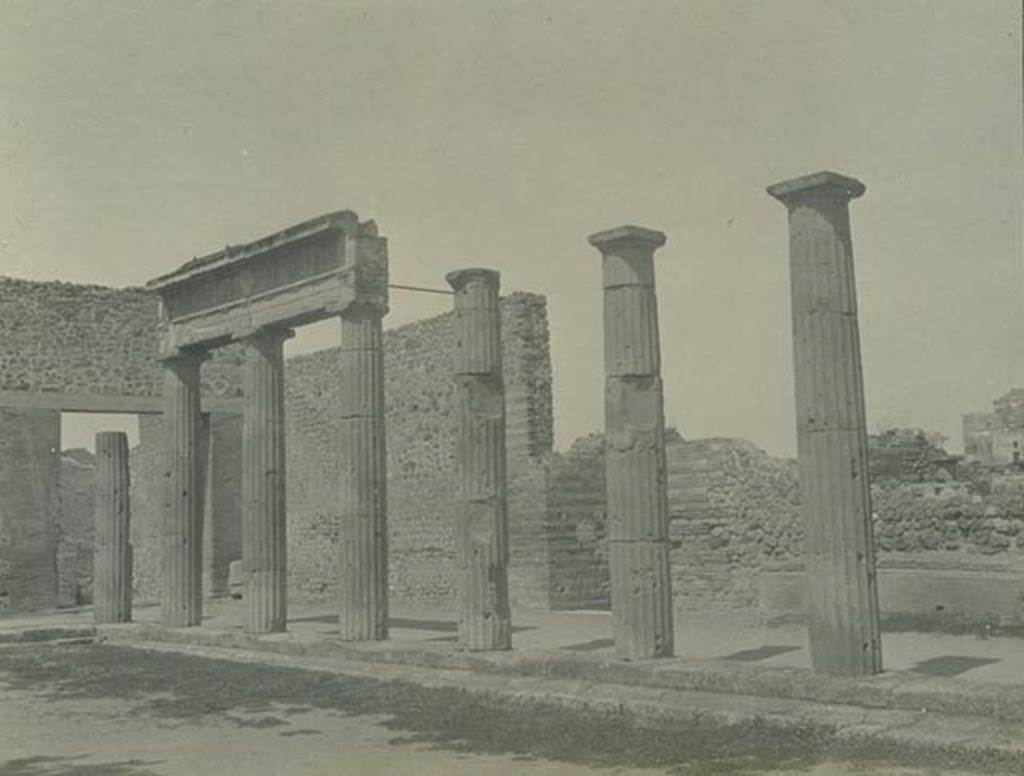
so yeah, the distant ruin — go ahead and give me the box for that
[963,388,1024,466]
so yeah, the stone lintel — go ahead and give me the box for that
[766,171,866,206]
[238,325,296,345]
[588,225,667,254]
[158,346,209,367]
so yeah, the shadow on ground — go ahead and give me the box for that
[0,643,1020,776]
[0,754,162,775]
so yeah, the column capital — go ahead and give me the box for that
[340,299,388,321]
[588,225,667,255]
[767,170,865,208]
[446,268,500,293]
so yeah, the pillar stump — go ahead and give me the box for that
[161,350,205,627]
[94,431,132,624]
[767,171,882,676]
[337,303,389,641]
[447,269,512,651]
[588,226,675,660]
[242,327,292,633]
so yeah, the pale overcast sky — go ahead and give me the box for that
[1,0,1021,455]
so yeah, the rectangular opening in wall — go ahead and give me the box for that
[60,413,140,454]
[56,412,139,609]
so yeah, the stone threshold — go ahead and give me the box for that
[96,621,1024,725]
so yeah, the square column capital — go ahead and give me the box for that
[767,171,866,208]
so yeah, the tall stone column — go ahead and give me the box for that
[447,269,512,651]
[767,171,882,676]
[337,303,389,640]
[588,226,675,660]
[242,327,292,633]
[161,350,205,627]
[94,432,132,624]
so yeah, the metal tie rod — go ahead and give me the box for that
[388,283,454,296]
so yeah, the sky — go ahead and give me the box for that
[1,0,1021,455]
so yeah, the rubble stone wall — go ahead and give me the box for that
[0,408,60,612]
[548,430,1024,617]
[56,450,96,606]
[0,276,245,399]
[284,292,554,605]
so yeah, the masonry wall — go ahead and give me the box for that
[542,434,609,609]
[963,388,1024,466]
[284,292,554,606]
[12,273,554,611]
[0,276,247,401]
[548,429,1024,624]
[130,416,164,604]
[56,450,96,607]
[0,408,60,612]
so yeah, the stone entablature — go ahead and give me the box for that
[147,211,387,357]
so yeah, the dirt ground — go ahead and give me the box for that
[0,642,1015,776]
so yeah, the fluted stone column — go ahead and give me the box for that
[589,226,674,660]
[242,327,292,633]
[162,350,205,627]
[94,431,132,624]
[337,303,389,640]
[447,269,512,651]
[767,170,882,676]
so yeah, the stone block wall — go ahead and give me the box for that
[56,449,96,606]
[543,438,610,609]
[873,474,1024,555]
[17,274,553,612]
[668,437,803,610]
[0,408,60,612]
[545,429,1024,621]
[284,292,554,605]
[0,278,158,396]
[963,388,1024,466]
[0,276,247,400]
[130,416,165,603]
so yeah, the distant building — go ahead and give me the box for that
[963,388,1024,466]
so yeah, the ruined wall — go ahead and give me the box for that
[543,435,609,609]
[27,274,554,611]
[0,275,246,610]
[668,438,803,610]
[0,276,246,401]
[130,416,164,603]
[0,278,158,396]
[537,434,804,612]
[0,408,60,612]
[873,474,1024,555]
[284,292,554,605]
[549,428,1024,622]
[963,388,1024,466]
[56,450,96,606]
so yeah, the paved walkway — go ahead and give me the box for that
[4,598,1024,686]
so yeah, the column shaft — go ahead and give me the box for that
[589,226,675,660]
[448,269,511,651]
[337,306,388,641]
[242,328,290,633]
[768,172,882,676]
[94,431,132,623]
[161,351,205,627]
